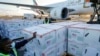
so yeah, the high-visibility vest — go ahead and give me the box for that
[0,53,10,56]
[44,18,49,24]
[12,48,17,56]
[0,48,17,56]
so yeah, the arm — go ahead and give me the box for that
[15,32,37,49]
[12,37,24,42]
[26,32,37,42]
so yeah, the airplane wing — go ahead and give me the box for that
[0,1,76,20]
[0,1,94,21]
[0,2,75,11]
[0,2,53,10]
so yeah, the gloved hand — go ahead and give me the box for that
[32,32,37,38]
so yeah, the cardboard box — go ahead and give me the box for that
[23,20,38,27]
[84,25,100,51]
[68,39,86,56]
[68,24,89,42]
[24,50,35,56]
[0,19,44,38]
[68,24,90,56]
[56,40,67,56]
[37,19,44,24]
[0,19,4,30]
[38,24,67,42]
[2,20,24,31]
[24,24,68,56]
[25,38,41,51]
[82,47,100,56]
[23,26,56,49]
[41,43,57,56]
[5,30,23,39]
[51,21,84,27]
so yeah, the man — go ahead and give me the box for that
[44,17,51,24]
[0,32,37,56]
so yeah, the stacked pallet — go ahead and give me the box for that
[0,19,43,39]
[23,21,83,56]
[68,24,100,56]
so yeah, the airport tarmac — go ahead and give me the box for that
[52,17,90,23]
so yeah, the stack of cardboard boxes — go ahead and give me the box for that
[23,21,83,56]
[0,19,43,39]
[68,24,100,56]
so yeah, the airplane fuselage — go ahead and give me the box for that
[46,0,94,15]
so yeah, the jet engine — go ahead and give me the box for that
[50,7,69,19]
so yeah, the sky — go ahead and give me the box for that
[0,0,66,16]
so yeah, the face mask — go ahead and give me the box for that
[10,42,18,56]
[10,42,15,48]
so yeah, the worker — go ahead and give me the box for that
[0,32,37,56]
[43,17,51,24]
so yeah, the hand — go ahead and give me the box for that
[32,32,37,38]
[27,32,37,42]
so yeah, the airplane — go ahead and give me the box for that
[0,0,94,20]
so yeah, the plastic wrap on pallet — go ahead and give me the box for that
[0,19,43,39]
[37,19,44,24]
[0,19,4,30]
[1,20,24,31]
[23,20,38,27]
[2,30,23,39]
[1,19,43,31]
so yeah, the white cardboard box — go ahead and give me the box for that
[82,47,100,56]
[23,20,38,27]
[84,25,100,51]
[24,50,35,56]
[68,24,90,56]
[68,39,86,56]
[51,21,84,27]
[23,26,56,49]
[68,24,89,42]
[5,30,23,39]
[2,20,24,30]
[56,40,67,56]
[41,42,57,56]
[38,24,67,42]
[37,19,44,24]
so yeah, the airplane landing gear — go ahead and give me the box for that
[87,3,100,24]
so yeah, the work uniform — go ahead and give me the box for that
[44,18,51,24]
[0,40,28,56]
[0,53,10,56]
